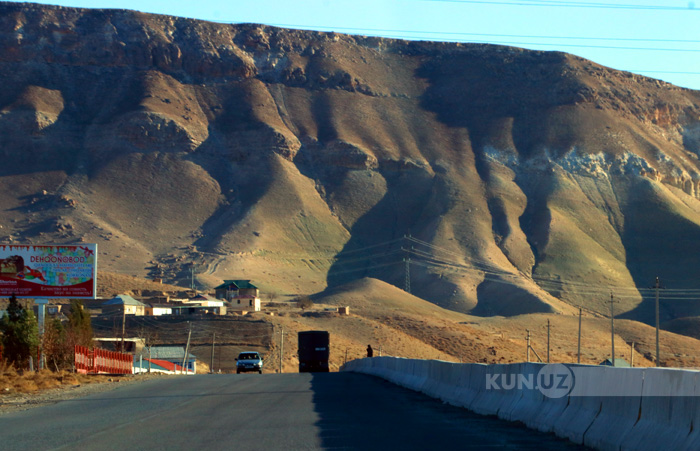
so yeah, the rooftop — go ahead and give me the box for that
[136,346,196,360]
[214,280,258,290]
[102,294,146,307]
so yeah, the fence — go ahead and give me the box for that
[74,345,133,375]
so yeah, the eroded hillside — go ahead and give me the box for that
[2,2,700,324]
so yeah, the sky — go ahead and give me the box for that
[12,0,700,91]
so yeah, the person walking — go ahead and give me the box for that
[367,344,374,358]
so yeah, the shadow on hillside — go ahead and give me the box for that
[615,177,700,323]
[301,160,436,291]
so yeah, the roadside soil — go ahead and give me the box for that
[0,372,169,416]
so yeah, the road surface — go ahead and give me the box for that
[0,372,586,450]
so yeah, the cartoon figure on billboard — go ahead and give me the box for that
[0,255,25,278]
[17,265,47,282]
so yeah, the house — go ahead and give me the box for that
[215,280,261,312]
[102,295,147,316]
[190,293,224,307]
[145,304,173,316]
[170,304,226,316]
[135,346,197,374]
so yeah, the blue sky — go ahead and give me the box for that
[13,0,700,90]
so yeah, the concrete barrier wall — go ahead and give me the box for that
[582,367,645,450]
[341,358,700,451]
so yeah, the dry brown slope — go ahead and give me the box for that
[3,3,700,324]
[300,278,700,368]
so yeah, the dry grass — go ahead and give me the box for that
[0,365,109,395]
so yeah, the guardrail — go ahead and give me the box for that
[74,345,133,375]
[341,357,700,450]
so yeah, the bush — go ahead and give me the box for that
[296,296,313,310]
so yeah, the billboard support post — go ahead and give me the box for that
[35,298,49,370]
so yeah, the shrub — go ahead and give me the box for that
[296,296,313,310]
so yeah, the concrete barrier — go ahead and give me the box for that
[430,361,462,403]
[623,368,696,451]
[450,364,476,408]
[464,363,489,410]
[469,364,503,416]
[551,367,602,444]
[528,390,567,433]
[340,357,700,451]
[496,363,528,422]
[453,363,482,409]
[422,360,446,399]
[583,367,645,450]
[682,373,700,450]
[505,363,545,425]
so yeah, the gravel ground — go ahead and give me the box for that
[0,373,170,416]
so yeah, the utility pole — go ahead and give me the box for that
[547,319,551,364]
[655,277,661,367]
[121,307,126,353]
[210,332,216,374]
[182,323,192,374]
[403,234,412,294]
[35,299,48,370]
[190,264,196,292]
[279,328,284,374]
[404,257,411,294]
[577,307,582,364]
[630,342,635,368]
[526,329,530,362]
[610,292,616,367]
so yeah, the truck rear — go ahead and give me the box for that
[298,330,330,373]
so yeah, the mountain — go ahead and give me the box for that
[2,2,700,324]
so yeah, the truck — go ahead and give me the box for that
[298,330,330,373]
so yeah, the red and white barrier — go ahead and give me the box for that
[74,345,133,375]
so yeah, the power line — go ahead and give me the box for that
[261,22,700,44]
[417,0,700,11]
[260,22,700,54]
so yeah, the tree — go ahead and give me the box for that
[42,317,68,371]
[67,300,93,348]
[296,295,313,310]
[41,300,95,371]
[0,294,39,368]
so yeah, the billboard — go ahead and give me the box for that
[0,244,97,299]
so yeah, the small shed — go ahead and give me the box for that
[136,346,197,374]
[599,358,631,367]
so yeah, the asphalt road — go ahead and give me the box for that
[0,372,586,450]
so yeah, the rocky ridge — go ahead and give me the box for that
[1,3,700,324]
